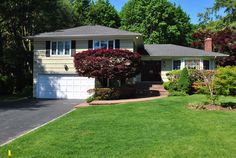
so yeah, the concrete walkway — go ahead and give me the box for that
[75,95,167,108]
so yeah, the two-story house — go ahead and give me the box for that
[29,25,226,99]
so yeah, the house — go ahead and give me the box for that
[29,25,227,99]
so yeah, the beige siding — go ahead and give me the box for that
[76,40,88,52]
[161,60,172,82]
[33,38,135,97]
[120,39,133,51]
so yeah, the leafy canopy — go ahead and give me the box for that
[74,49,141,79]
[120,0,192,45]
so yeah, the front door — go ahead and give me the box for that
[141,61,162,82]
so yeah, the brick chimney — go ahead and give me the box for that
[204,38,212,53]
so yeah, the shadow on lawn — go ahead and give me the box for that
[221,102,236,109]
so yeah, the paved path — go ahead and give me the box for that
[0,99,83,145]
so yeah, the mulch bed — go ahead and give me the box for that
[188,103,236,111]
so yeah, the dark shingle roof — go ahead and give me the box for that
[30,25,141,38]
[144,44,227,57]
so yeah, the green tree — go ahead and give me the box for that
[71,0,92,26]
[88,0,120,28]
[0,0,76,94]
[198,0,236,27]
[120,0,192,45]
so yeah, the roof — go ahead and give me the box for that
[29,25,141,38]
[144,44,227,57]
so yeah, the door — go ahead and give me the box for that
[36,75,95,99]
[141,61,162,82]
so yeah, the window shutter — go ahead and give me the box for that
[115,39,120,49]
[88,40,93,49]
[71,40,76,57]
[46,41,50,57]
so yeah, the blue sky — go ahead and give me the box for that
[109,0,217,24]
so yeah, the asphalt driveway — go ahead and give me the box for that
[0,99,83,145]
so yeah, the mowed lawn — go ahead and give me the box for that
[0,95,235,158]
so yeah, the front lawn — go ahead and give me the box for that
[0,95,235,158]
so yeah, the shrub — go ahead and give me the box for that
[94,87,136,100]
[192,82,208,94]
[178,67,191,94]
[168,80,179,91]
[0,74,14,95]
[20,86,32,97]
[163,82,170,90]
[188,69,204,83]
[166,70,181,81]
[215,66,236,95]
[86,95,95,103]
[169,91,188,96]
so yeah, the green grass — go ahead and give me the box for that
[0,95,236,158]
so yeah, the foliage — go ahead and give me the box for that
[188,69,205,83]
[20,86,33,97]
[198,0,236,25]
[120,0,192,45]
[0,0,77,94]
[178,68,191,94]
[0,74,14,95]
[201,70,218,105]
[192,27,236,66]
[74,49,141,80]
[166,70,181,82]
[86,95,95,103]
[163,82,170,90]
[88,0,120,28]
[72,0,92,26]
[168,91,188,96]
[192,27,236,55]
[94,87,136,100]
[215,66,236,95]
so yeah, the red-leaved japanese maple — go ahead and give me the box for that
[74,49,141,85]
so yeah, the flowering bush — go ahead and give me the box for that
[74,49,141,80]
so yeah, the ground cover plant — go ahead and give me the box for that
[0,95,235,158]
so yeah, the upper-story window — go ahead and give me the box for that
[51,41,71,56]
[173,60,181,70]
[93,40,115,49]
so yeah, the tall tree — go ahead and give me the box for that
[0,0,76,93]
[120,0,192,45]
[71,0,92,26]
[198,0,236,26]
[88,0,120,28]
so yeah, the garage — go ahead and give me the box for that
[36,75,95,99]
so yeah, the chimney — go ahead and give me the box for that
[204,38,212,53]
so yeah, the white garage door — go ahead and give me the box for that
[36,75,95,99]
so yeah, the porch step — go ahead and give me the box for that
[135,82,169,97]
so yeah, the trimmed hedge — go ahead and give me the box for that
[94,87,136,100]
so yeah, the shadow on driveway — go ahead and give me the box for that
[0,99,83,145]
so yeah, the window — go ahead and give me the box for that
[173,60,181,70]
[203,60,210,70]
[93,40,114,49]
[51,41,71,56]
[185,60,200,69]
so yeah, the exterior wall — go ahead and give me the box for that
[120,39,133,51]
[33,38,135,97]
[161,59,172,82]
[140,56,215,83]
